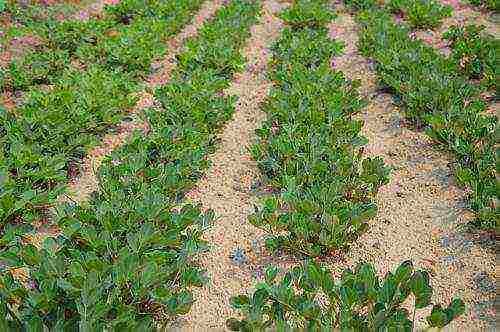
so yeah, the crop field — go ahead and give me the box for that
[0,0,497,330]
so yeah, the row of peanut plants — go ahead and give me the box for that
[0,0,204,226]
[249,0,390,257]
[345,0,498,230]
[0,0,260,329]
[228,0,464,330]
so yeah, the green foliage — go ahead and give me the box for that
[227,260,465,330]
[443,24,499,91]
[0,66,138,225]
[250,0,390,257]
[0,205,211,331]
[0,0,260,328]
[279,0,336,29]
[357,9,498,229]
[2,0,206,91]
[344,0,379,11]
[387,0,452,29]
[3,0,83,27]
[0,0,205,227]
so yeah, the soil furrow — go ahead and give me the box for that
[59,0,223,205]
[178,1,287,329]
[328,6,496,330]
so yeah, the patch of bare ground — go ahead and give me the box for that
[176,1,287,329]
[324,7,495,330]
[59,0,224,206]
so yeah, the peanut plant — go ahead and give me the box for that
[356,9,498,229]
[227,260,465,331]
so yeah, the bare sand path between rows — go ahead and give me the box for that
[178,0,287,329]
[180,2,496,329]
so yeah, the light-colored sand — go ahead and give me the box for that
[5,0,496,329]
[60,0,224,205]
[178,0,287,329]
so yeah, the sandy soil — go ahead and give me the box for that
[177,0,287,329]
[60,0,224,205]
[4,0,496,329]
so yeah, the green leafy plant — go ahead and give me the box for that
[279,0,336,29]
[357,9,498,229]
[0,205,212,331]
[468,0,499,12]
[250,0,390,257]
[227,260,465,330]
[443,24,498,91]
[344,0,379,11]
[0,66,138,225]
[387,0,452,29]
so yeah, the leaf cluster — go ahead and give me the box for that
[344,0,379,11]
[468,0,499,12]
[443,24,499,91]
[387,0,452,29]
[227,260,465,331]
[279,0,336,29]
